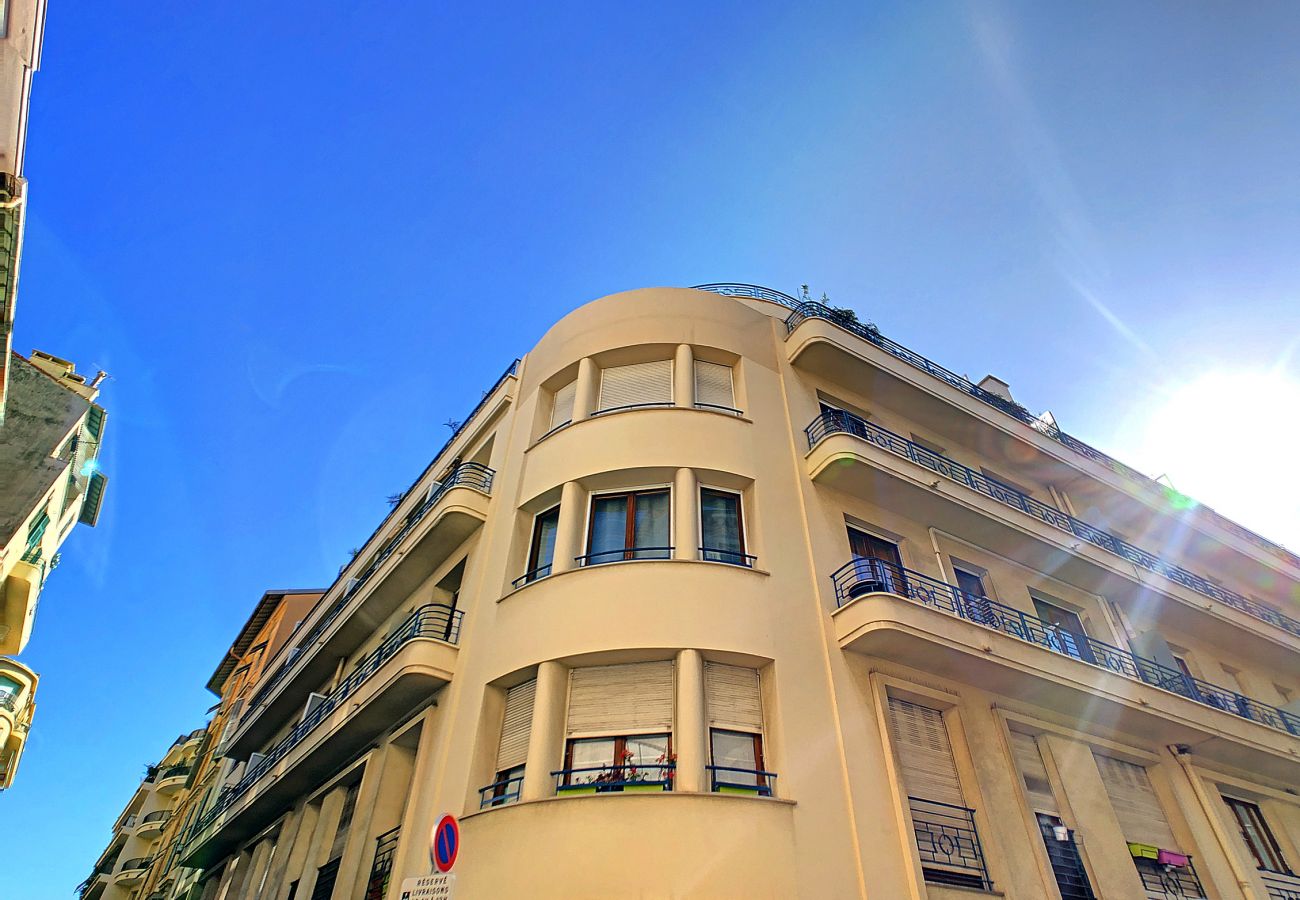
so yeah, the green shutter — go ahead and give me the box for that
[79,471,108,526]
[85,405,106,440]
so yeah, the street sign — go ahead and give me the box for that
[431,813,460,874]
[400,873,456,900]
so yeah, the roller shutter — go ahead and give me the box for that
[598,360,672,411]
[1093,754,1178,849]
[1010,732,1059,815]
[887,697,964,807]
[550,381,576,429]
[694,361,734,410]
[567,662,674,735]
[705,663,762,731]
[496,679,536,771]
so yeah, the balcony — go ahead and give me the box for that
[155,763,190,795]
[183,603,462,868]
[1134,856,1206,899]
[767,290,1300,577]
[552,763,676,794]
[231,462,492,756]
[908,796,992,891]
[0,558,43,655]
[834,557,1300,742]
[807,409,1300,643]
[114,857,152,886]
[137,808,170,837]
[1263,869,1300,900]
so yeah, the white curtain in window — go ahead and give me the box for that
[598,360,672,411]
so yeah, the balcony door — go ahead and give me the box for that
[1030,595,1094,664]
[847,527,905,596]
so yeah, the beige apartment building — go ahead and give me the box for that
[169,285,1298,899]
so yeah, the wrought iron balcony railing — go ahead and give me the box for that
[478,774,524,808]
[141,809,170,824]
[908,796,992,890]
[190,603,462,840]
[247,461,493,712]
[0,692,16,712]
[699,547,757,567]
[511,563,552,589]
[364,826,401,900]
[1135,856,1207,899]
[158,764,191,781]
[706,764,776,796]
[118,857,153,873]
[575,546,673,565]
[833,557,1300,737]
[810,409,1300,640]
[552,763,675,793]
[733,284,1300,572]
[1263,869,1300,900]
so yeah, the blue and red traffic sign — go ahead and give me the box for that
[431,814,459,873]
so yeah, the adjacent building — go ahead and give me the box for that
[135,285,1298,899]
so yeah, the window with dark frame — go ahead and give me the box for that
[524,506,560,581]
[846,526,906,596]
[1224,796,1291,873]
[709,728,767,793]
[700,487,747,565]
[488,763,525,805]
[584,489,670,564]
[952,567,987,598]
[1030,595,1095,664]
[562,734,673,790]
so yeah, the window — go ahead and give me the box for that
[524,506,560,581]
[562,734,672,791]
[705,663,768,794]
[1031,595,1094,664]
[1093,754,1178,850]
[549,381,576,431]
[710,730,767,793]
[694,360,736,412]
[597,360,672,412]
[486,680,535,806]
[1223,796,1291,873]
[844,527,905,597]
[700,488,748,565]
[952,568,986,599]
[584,490,670,564]
[0,675,19,710]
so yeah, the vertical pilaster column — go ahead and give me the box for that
[521,660,568,802]
[674,343,694,408]
[1040,734,1146,900]
[295,788,345,899]
[675,649,707,793]
[572,357,597,422]
[386,709,441,899]
[337,746,388,900]
[552,481,585,573]
[673,467,698,561]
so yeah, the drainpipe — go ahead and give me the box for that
[927,527,952,582]
[1167,745,1256,896]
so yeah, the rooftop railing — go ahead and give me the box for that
[190,603,462,841]
[810,408,1300,640]
[833,556,1300,738]
[743,288,1300,572]
[247,461,493,712]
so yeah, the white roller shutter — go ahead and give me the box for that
[1094,754,1178,849]
[1010,732,1058,816]
[598,360,672,411]
[550,381,576,429]
[567,662,674,736]
[705,663,762,732]
[887,697,965,807]
[694,361,734,410]
[496,679,536,771]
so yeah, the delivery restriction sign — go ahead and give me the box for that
[430,813,460,874]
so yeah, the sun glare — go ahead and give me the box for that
[1135,370,1300,548]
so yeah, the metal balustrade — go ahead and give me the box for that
[810,408,1300,640]
[1264,869,1300,900]
[247,461,493,712]
[118,857,153,873]
[0,692,17,712]
[552,763,676,793]
[706,764,777,796]
[141,810,170,824]
[743,286,1300,572]
[833,557,1300,737]
[189,603,463,840]
[1135,857,1206,898]
[478,775,524,808]
[158,764,191,781]
[908,797,992,890]
[364,827,401,900]
[699,547,757,567]
[575,546,674,565]
[511,563,552,589]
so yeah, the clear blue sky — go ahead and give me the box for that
[7,2,1300,896]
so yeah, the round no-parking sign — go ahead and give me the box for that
[431,813,460,873]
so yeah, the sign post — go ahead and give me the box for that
[399,813,460,900]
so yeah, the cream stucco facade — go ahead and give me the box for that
[140,285,1299,900]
